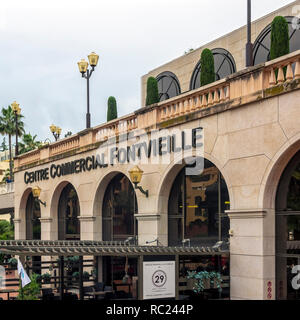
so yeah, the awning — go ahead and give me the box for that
[0,240,229,256]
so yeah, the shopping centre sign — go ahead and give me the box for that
[24,127,204,184]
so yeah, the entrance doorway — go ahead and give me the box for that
[276,151,300,300]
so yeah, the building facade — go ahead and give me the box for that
[12,2,300,300]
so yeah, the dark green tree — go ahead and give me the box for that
[0,106,25,180]
[107,96,118,122]
[1,137,8,152]
[200,49,215,87]
[64,131,72,138]
[270,16,290,61]
[146,77,159,106]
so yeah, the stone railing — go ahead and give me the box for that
[15,50,300,170]
[0,182,14,194]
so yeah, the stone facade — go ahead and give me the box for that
[13,12,300,300]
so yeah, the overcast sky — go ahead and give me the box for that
[0,0,296,142]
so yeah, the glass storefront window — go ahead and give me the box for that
[168,159,230,246]
[102,173,138,241]
[58,184,80,240]
[276,151,300,300]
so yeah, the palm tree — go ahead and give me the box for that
[0,106,25,180]
[19,133,42,155]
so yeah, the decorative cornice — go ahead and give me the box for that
[226,209,267,219]
[135,214,160,221]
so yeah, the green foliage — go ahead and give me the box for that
[200,49,215,87]
[107,96,118,122]
[64,131,73,138]
[0,220,14,240]
[1,137,8,151]
[83,271,90,280]
[146,77,159,106]
[8,258,17,267]
[42,273,51,283]
[187,271,222,293]
[72,271,79,279]
[17,273,41,300]
[19,133,42,155]
[270,16,290,61]
[0,105,25,179]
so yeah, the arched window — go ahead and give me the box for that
[253,16,300,65]
[190,48,236,90]
[102,173,137,241]
[276,151,300,300]
[156,71,181,102]
[58,183,80,240]
[168,159,230,246]
[26,192,41,240]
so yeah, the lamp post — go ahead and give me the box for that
[77,52,99,129]
[50,124,62,141]
[246,0,253,67]
[11,101,21,156]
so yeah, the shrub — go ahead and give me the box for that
[200,49,215,86]
[107,96,118,122]
[17,273,41,300]
[42,273,51,283]
[146,77,159,106]
[83,271,90,280]
[270,16,290,61]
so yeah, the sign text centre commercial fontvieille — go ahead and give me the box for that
[24,127,203,184]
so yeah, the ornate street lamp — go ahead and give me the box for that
[77,52,99,129]
[50,124,61,141]
[32,186,46,207]
[246,0,253,67]
[11,101,21,156]
[128,166,149,198]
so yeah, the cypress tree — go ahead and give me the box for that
[146,77,159,106]
[200,49,215,87]
[107,96,118,122]
[270,16,290,60]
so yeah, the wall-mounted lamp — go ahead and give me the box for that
[128,166,149,198]
[32,186,46,207]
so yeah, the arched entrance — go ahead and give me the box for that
[101,173,138,298]
[276,150,300,300]
[102,173,138,241]
[25,192,41,240]
[58,183,80,240]
[168,159,230,246]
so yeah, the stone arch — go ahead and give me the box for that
[156,152,234,215]
[92,170,138,241]
[49,180,81,240]
[259,134,300,210]
[17,187,33,240]
[156,152,233,245]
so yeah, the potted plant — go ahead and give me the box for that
[8,258,17,270]
[42,273,51,284]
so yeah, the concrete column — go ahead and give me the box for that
[78,216,101,241]
[227,209,276,300]
[136,213,167,246]
[40,218,54,240]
